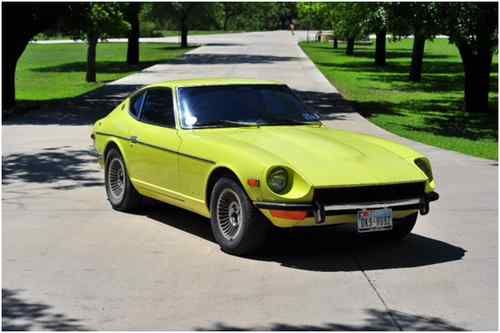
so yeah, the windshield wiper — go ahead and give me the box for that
[220,120,260,127]
[192,120,260,128]
[265,118,320,126]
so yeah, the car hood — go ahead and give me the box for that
[192,125,427,187]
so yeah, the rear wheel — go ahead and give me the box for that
[210,177,269,255]
[105,148,142,212]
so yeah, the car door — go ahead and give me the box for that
[126,87,182,198]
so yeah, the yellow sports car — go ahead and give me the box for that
[92,79,438,255]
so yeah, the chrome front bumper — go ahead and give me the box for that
[255,191,439,224]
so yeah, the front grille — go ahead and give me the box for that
[313,182,425,206]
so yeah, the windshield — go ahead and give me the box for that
[178,84,321,129]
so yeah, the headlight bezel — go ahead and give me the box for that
[414,157,433,182]
[267,167,290,194]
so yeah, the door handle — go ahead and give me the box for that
[130,136,139,143]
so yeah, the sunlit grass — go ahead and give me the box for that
[300,39,498,160]
[16,42,194,102]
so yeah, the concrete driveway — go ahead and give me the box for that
[3,31,497,330]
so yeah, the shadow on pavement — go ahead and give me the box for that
[144,201,466,272]
[195,308,465,330]
[295,89,354,118]
[4,84,142,126]
[2,289,88,331]
[5,86,351,126]
[2,147,103,190]
[179,53,301,65]
[202,42,244,47]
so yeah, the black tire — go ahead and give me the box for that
[210,177,269,255]
[105,148,142,212]
[386,212,418,240]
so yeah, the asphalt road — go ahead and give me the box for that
[3,31,497,330]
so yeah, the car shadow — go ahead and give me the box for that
[143,201,466,273]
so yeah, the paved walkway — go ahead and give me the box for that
[3,31,497,330]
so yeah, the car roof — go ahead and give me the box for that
[145,78,283,89]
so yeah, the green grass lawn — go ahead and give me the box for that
[300,39,498,160]
[16,42,194,102]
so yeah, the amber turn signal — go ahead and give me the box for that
[270,210,308,220]
[247,178,260,187]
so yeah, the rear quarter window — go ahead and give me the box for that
[129,91,146,118]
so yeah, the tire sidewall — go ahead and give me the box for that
[105,149,132,209]
[210,178,255,252]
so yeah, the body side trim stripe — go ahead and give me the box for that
[95,131,215,164]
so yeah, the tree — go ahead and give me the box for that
[212,3,298,32]
[330,3,371,55]
[85,4,129,82]
[2,3,74,110]
[271,2,298,30]
[124,3,142,65]
[443,3,498,113]
[389,3,441,81]
[148,3,217,48]
[297,2,330,41]
[217,3,247,31]
[63,3,129,82]
[366,4,388,66]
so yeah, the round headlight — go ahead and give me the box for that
[415,158,433,182]
[267,167,289,194]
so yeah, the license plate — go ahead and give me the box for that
[357,208,393,233]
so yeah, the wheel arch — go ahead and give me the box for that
[103,138,129,166]
[205,166,248,211]
[104,140,122,160]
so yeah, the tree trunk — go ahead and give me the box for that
[2,3,72,110]
[346,37,355,55]
[223,16,229,31]
[126,4,140,65]
[86,34,97,82]
[458,44,493,113]
[332,38,338,49]
[3,37,29,110]
[375,29,386,66]
[180,21,188,48]
[409,32,426,82]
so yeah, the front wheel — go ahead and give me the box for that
[210,177,269,255]
[105,148,142,212]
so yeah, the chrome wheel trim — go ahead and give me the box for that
[107,157,126,205]
[216,188,244,241]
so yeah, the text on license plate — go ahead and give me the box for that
[357,208,393,233]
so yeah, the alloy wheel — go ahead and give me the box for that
[216,188,244,241]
